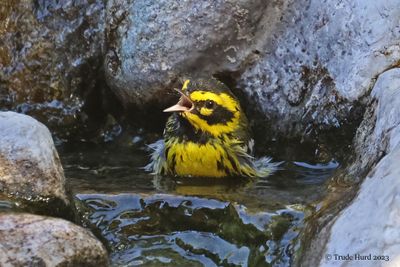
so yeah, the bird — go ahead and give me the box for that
[145,77,279,178]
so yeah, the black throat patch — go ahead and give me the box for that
[165,113,213,144]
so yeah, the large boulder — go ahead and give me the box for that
[104,0,268,107]
[0,0,106,135]
[2,0,398,141]
[0,213,108,267]
[237,0,400,138]
[104,0,400,140]
[315,69,400,267]
[0,111,69,215]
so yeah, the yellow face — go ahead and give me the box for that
[164,79,242,137]
[183,90,241,137]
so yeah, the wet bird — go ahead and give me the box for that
[145,78,278,178]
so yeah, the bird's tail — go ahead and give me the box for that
[253,156,284,177]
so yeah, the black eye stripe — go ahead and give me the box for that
[194,100,216,109]
[197,104,234,125]
[205,100,214,109]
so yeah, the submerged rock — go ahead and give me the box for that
[0,111,69,215]
[75,193,302,266]
[0,213,108,267]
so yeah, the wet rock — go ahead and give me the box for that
[1,0,398,142]
[0,111,69,214]
[104,0,267,107]
[369,69,400,157]
[311,69,400,266]
[0,0,106,135]
[103,0,400,140]
[345,69,400,182]
[0,213,108,267]
[237,0,400,138]
[320,146,400,267]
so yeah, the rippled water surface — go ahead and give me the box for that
[59,141,339,267]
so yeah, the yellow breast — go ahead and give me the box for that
[166,141,235,178]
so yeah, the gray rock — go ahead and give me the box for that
[104,0,267,107]
[238,0,400,138]
[370,69,400,155]
[0,0,105,133]
[346,68,400,181]
[0,213,108,267]
[321,146,400,267]
[104,0,400,140]
[311,69,400,266]
[0,111,69,211]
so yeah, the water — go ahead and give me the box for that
[60,141,339,266]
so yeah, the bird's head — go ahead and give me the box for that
[164,78,246,137]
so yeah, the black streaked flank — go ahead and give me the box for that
[216,156,225,172]
[164,113,213,144]
[226,154,239,173]
[170,153,176,172]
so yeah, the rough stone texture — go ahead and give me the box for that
[238,0,400,137]
[0,213,108,267]
[345,69,400,182]
[0,0,105,132]
[1,0,399,140]
[370,69,400,155]
[104,0,268,107]
[0,111,68,206]
[317,69,400,267]
[321,147,400,267]
[104,0,400,139]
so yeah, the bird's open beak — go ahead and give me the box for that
[163,89,194,113]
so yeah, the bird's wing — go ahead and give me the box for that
[245,138,254,155]
[143,139,167,174]
[230,139,281,177]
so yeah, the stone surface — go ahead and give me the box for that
[104,0,267,107]
[318,69,400,267]
[0,213,108,267]
[0,0,106,135]
[371,69,400,154]
[320,146,400,267]
[346,69,400,181]
[0,111,68,206]
[238,0,400,138]
[1,0,399,141]
[104,0,400,140]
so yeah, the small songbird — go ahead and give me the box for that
[145,78,278,178]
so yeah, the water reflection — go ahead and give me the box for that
[76,194,303,267]
[60,141,339,266]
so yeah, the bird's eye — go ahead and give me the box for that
[205,100,214,109]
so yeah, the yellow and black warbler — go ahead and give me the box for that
[145,78,278,178]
